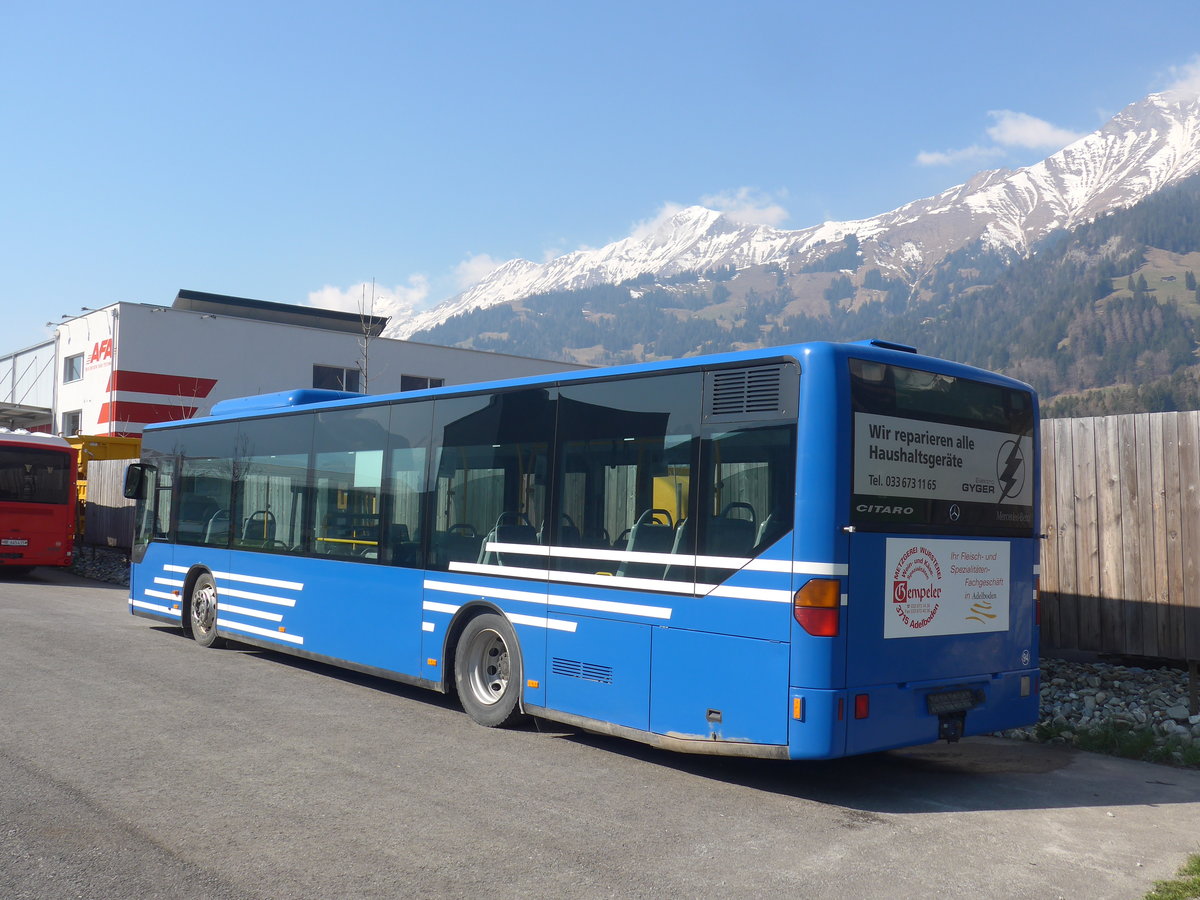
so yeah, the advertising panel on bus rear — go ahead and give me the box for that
[848,359,1035,536]
[882,537,1010,639]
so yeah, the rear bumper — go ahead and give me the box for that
[0,552,72,567]
[790,668,1040,759]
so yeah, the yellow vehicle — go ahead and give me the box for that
[66,434,141,534]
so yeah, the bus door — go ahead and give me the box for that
[128,454,187,623]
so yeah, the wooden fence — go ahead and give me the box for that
[81,457,135,550]
[1041,412,1200,664]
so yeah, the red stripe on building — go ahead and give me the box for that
[105,370,218,397]
[97,401,199,425]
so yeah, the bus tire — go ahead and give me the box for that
[454,612,525,728]
[188,571,223,649]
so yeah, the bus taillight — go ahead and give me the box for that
[1034,575,1041,626]
[793,579,840,637]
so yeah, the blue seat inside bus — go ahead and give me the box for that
[434,525,482,567]
[478,512,540,567]
[616,509,675,579]
[707,514,755,559]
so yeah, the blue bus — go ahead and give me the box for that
[124,340,1039,759]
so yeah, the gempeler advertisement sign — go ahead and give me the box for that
[882,537,1011,639]
[848,359,1036,535]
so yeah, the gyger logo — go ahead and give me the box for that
[996,440,1025,501]
[891,545,943,631]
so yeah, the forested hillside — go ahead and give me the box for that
[414,174,1200,416]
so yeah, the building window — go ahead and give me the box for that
[313,365,361,393]
[400,375,445,392]
[62,410,82,436]
[63,354,84,383]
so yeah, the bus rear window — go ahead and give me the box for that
[849,359,1035,535]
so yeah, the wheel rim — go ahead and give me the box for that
[192,580,217,635]
[463,628,511,707]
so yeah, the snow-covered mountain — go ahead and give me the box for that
[390,90,1200,340]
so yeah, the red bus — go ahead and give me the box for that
[0,430,77,574]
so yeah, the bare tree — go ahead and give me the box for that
[358,279,376,393]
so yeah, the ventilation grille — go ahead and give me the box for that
[552,657,614,684]
[708,366,784,417]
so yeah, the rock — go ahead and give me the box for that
[998,656,1195,767]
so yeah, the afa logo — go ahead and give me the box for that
[89,339,113,363]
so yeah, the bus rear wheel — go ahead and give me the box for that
[188,571,223,648]
[454,613,525,728]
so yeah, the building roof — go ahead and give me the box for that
[172,289,388,337]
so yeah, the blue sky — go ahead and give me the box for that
[4,0,1200,351]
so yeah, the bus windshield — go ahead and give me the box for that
[0,446,73,505]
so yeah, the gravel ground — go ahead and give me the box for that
[999,656,1200,764]
[70,545,130,587]
[64,547,1199,764]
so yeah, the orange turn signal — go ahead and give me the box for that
[793,578,840,637]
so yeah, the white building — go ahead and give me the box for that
[0,339,56,430]
[4,290,586,437]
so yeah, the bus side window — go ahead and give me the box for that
[696,423,796,581]
[381,372,434,569]
[552,373,702,581]
[233,415,314,555]
[171,422,237,548]
[310,407,389,562]
[428,389,553,573]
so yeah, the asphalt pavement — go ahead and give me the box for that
[2,566,1199,899]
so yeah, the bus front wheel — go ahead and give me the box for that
[188,572,223,649]
[454,613,525,728]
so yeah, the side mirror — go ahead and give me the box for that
[123,463,148,499]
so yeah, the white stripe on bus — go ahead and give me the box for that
[130,599,180,617]
[707,584,793,603]
[215,586,297,608]
[449,561,706,595]
[216,618,304,645]
[485,541,848,580]
[163,564,303,592]
[424,578,672,620]
[487,541,750,571]
[420,594,577,632]
[143,588,178,602]
[445,564,820,605]
[506,612,576,632]
[217,603,284,623]
[423,600,460,615]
